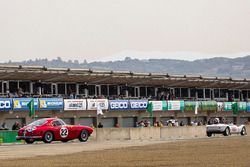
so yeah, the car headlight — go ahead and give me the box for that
[26,126,37,132]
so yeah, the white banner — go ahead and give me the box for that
[151,101,163,111]
[64,99,86,110]
[87,99,109,110]
[167,100,184,111]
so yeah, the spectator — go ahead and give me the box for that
[97,122,103,128]
[12,121,20,130]
[180,121,184,126]
[115,123,120,128]
[1,122,8,130]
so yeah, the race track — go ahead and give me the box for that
[0,135,248,160]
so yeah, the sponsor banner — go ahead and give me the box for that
[13,98,39,111]
[247,103,250,112]
[109,100,129,110]
[184,101,196,111]
[224,102,232,111]
[129,100,148,110]
[64,99,86,110]
[217,102,224,112]
[0,98,12,111]
[39,98,63,110]
[149,101,167,111]
[200,101,217,111]
[87,99,109,110]
[167,100,184,111]
[238,102,247,111]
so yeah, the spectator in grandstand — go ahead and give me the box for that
[144,120,150,127]
[17,88,24,97]
[97,122,103,128]
[180,121,184,126]
[138,121,145,127]
[12,121,20,130]
[115,123,120,128]
[1,122,8,130]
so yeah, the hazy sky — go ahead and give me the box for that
[0,0,250,63]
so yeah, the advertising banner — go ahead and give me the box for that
[184,101,196,111]
[167,100,184,111]
[39,98,63,110]
[200,101,217,111]
[149,101,167,111]
[224,102,232,111]
[129,100,148,110]
[247,103,250,112]
[238,102,247,111]
[0,98,12,111]
[13,98,39,111]
[64,99,86,110]
[87,99,109,110]
[109,100,129,110]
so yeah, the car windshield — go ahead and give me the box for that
[28,119,47,126]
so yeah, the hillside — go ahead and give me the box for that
[2,56,250,78]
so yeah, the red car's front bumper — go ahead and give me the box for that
[16,135,43,140]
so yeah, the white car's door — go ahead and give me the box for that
[229,125,239,134]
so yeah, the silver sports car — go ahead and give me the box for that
[206,118,247,137]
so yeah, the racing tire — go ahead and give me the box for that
[25,139,35,144]
[241,127,246,136]
[207,132,212,137]
[79,130,89,142]
[223,127,230,136]
[43,131,54,143]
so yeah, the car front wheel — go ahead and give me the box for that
[43,131,54,143]
[25,139,34,144]
[79,130,89,142]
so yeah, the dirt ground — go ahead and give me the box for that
[0,136,249,167]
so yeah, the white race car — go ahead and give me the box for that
[206,118,247,137]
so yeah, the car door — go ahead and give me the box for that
[229,124,238,134]
[51,120,71,140]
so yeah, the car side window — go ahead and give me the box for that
[52,120,62,127]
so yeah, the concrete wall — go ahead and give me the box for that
[91,125,250,142]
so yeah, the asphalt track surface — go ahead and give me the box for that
[0,135,248,160]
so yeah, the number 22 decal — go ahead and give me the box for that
[60,127,68,138]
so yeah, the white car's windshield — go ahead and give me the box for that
[28,119,47,126]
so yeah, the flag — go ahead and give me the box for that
[195,101,199,115]
[232,102,239,115]
[97,104,103,115]
[27,99,35,117]
[147,102,153,117]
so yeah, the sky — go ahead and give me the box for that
[0,0,250,63]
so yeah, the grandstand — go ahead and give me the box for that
[0,65,250,128]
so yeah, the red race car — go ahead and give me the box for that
[16,118,94,144]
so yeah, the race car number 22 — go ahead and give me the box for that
[60,127,68,138]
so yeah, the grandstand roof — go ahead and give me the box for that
[0,65,249,89]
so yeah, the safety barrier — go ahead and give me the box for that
[94,125,250,141]
[0,130,20,143]
[0,126,249,143]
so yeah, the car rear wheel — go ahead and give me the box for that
[241,127,246,136]
[223,127,230,136]
[25,139,34,144]
[79,130,89,142]
[207,132,212,137]
[43,131,54,143]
